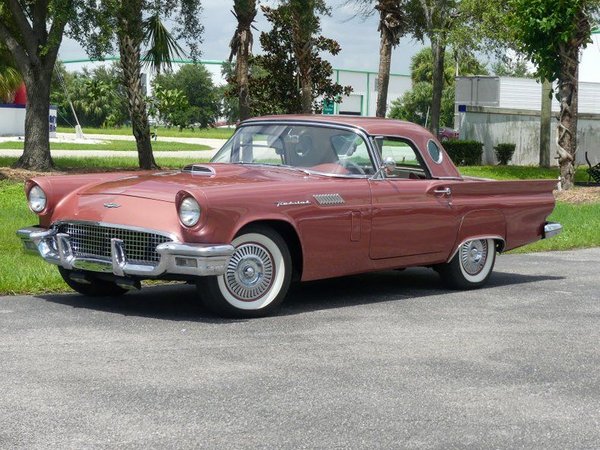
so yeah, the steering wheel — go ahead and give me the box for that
[339,158,366,175]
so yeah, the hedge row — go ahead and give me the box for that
[442,140,483,166]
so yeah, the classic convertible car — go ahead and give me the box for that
[18,115,561,317]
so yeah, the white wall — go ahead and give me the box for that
[0,105,26,136]
[460,106,600,166]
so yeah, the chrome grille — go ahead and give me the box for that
[57,223,172,264]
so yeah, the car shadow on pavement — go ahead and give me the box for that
[37,268,563,321]
[279,268,564,316]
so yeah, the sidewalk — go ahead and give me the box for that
[0,132,226,159]
[0,149,217,159]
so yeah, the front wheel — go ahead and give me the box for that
[197,226,292,318]
[436,238,496,289]
[58,267,128,297]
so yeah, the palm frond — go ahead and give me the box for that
[142,13,186,74]
[0,66,22,102]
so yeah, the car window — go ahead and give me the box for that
[212,124,376,176]
[381,138,429,179]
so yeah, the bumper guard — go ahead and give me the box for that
[16,226,234,278]
[543,222,562,239]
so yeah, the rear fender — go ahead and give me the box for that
[449,209,507,261]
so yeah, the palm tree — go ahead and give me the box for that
[115,0,157,169]
[374,0,406,117]
[143,13,186,76]
[0,44,22,103]
[229,0,257,121]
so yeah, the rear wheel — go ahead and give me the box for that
[198,226,292,318]
[58,267,128,297]
[436,238,496,289]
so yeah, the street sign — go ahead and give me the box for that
[322,99,335,115]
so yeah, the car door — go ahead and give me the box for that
[369,137,459,260]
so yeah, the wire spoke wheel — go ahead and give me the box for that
[225,242,275,301]
[198,226,292,317]
[459,239,488,276]
[436,238,496,289]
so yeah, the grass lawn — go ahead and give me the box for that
[460,165,589,183]
[0,140,211,152]
[56,125,235,140]
[0,156,208,171]
[1,161,598,295]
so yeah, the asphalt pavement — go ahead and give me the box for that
[1,248,599,449]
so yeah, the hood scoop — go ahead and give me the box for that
[182,164,216,176]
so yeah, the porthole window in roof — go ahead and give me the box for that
[427,140,443,164]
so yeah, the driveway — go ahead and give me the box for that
[1,248,599,448]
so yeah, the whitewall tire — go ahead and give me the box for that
[437,238,496,289]
[198,226,292,317]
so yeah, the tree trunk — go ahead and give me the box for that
[539,78,552,168]
[119,34,157,170]
[237,28,252,121]
[376,30,392,118]
[14,69,54,171]
[556,49,579,190]
[430,38,445,136]
[299,67,313,114]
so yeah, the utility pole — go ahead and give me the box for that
[539,79,552,168]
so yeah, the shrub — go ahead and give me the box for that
[494,143,516,165]
[443,140,484,166]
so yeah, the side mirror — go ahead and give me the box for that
[382,156,396,173]
[373,156,396,179]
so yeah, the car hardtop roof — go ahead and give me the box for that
[242,114,429,138]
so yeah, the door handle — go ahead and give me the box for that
[433,187,452,196]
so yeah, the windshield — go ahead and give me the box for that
[211,123,376,176]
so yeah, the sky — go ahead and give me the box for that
[58,0,427,76]
[57,1,599,83]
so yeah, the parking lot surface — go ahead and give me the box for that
[1,248,599,448]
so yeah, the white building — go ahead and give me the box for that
[62,58,412,117]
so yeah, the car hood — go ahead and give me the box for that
[78,163,311,202]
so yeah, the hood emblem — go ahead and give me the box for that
[103,202,121,209]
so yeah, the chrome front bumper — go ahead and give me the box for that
[543,222,563,239]
[17,226,234,278]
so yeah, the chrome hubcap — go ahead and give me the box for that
[225,243,274,301]
[460,240,488,275]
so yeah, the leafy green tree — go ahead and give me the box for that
[0,42,21,102]
[389,81,454,127]
[491,57,533,78]
[410,47,488,86]
[241,3,351,115]
[77,0,203,169]
[506,0,600,189]
[154,64,220,127]
[229,0,257,121]
[51,64,129,128]
[408,0,458,135]
[149,84,195,130]
[0,0,97,170]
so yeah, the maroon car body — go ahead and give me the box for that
[18,115,561,317]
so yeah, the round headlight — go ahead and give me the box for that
[28,185,47,213]
[179,197,201,227]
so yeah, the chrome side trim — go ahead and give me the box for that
[17,226,235,278]
[447,235,506,263]
[543,222,562,239]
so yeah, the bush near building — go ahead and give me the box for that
[443,140,484,166]
[494,143,516,165]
